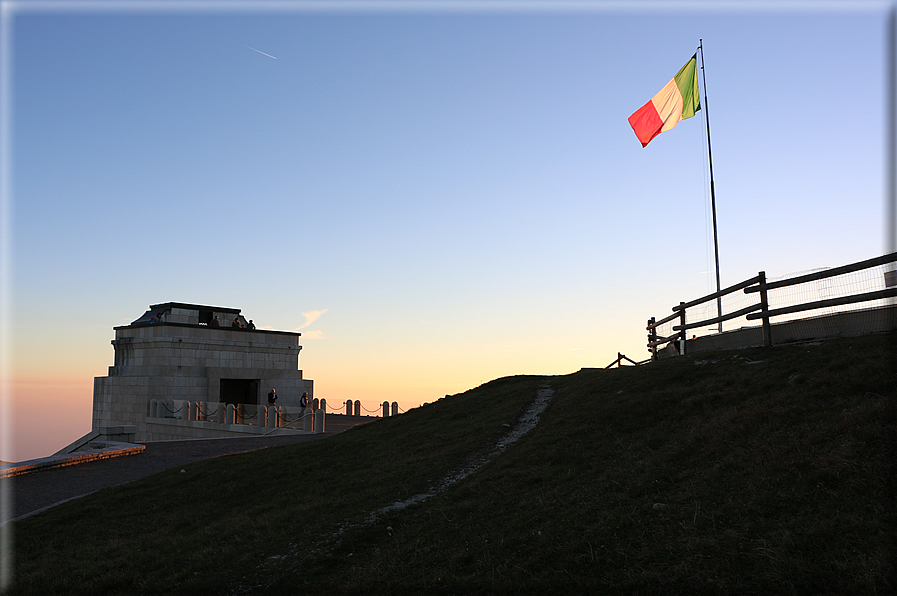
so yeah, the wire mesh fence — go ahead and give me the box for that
[648,253,897,358]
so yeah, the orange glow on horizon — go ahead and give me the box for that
[4,375,94,462]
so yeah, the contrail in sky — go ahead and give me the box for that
[245,45,277,59]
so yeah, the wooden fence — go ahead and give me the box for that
[604,352,650,368]
[646,252,897,360]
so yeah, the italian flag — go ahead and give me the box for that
[628,54,701,147]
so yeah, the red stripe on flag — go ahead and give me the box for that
[628,101,664,148]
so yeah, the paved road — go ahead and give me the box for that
[7,416,376,521]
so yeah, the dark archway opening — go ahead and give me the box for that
[219,379,259,424]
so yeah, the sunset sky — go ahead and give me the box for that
[1,0,892,462]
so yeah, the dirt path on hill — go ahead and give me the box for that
[238,380,556,594]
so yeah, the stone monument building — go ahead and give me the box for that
[90,302,314,443]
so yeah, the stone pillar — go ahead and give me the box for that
[258,406,266,427]
[382,401,389,417]
[217,403,225,424]
[267,406,276,428]
[345,400,352,416]
[226,403,235,425]
[303,408,312,432]
[354,400,361,417]
[314,409,325,434]
[320,398,327,413]
[312,398,319,411]
[391,402,398,416]
[150,399,158,418]
[185,401,194,421]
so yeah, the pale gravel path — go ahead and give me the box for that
[372,382,554,517]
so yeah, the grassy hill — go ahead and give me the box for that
[8,332,895,595]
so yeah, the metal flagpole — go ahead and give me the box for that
[887,7,896,257]
[698,39,723,332]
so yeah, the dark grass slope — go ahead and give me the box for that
[9,332,896,595]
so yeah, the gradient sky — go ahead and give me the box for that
[1,0,893,462]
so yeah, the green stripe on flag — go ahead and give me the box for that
[674,54,701,120]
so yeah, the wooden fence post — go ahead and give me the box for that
[678,302,687,356]
[758,270,772,347]
[648,317,657,361]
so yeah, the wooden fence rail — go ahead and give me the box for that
[605,352,650,369]
[646,252,897,360]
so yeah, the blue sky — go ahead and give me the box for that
[2,0,893,461]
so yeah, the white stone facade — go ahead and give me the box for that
[91,302,314,442]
